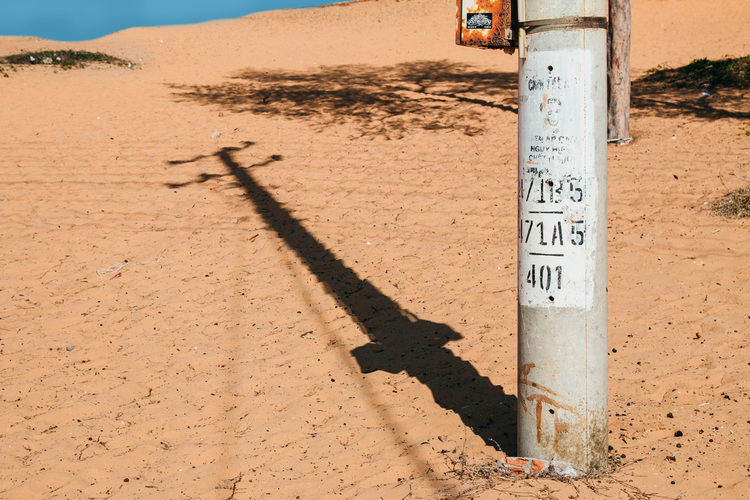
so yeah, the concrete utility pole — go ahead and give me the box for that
[516,0,609,471]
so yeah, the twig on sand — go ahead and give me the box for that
[720,164,750,183]
[400,482,414,499]
[215,473,243,500]
[444,452,678,500]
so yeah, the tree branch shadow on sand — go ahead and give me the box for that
[631,84,750,120]
[631,56,750,120]
[169,58,750,137]
[167,141,518,454]
[169,60,518,139]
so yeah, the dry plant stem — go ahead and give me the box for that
[444,452,681,500]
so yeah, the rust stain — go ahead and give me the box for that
[554,420,571,453]
[519,363,580,453]
[519,362,562,398]
[526,393,578,450]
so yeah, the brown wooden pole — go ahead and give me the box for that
[607,0,631,141]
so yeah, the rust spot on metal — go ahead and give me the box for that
[456,0,515,49]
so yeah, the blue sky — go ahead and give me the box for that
[1,1,345,42]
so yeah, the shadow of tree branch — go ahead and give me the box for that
[631,55,750,120]
[171,58,749,137]
[169,60,518,139]
[631,84,750,120]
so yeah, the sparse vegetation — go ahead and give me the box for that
[445,453,665,499]
[712,186,750,218]
[638,55,750,90]
[0,49,133,74]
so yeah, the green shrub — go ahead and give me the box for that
[0,50,133,70]
[639,55,749,90]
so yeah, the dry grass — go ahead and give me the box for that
[711,186,750,218]
[442,453,678,500]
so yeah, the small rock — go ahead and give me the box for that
[437,435,447,442]
[210,130,221,139]
[66,346,76,352]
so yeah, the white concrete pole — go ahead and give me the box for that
[516,0,609,471]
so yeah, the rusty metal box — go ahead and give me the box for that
[456,0,514,49]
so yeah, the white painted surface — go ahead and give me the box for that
[518,49,597,309]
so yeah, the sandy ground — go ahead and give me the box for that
[1,0,748,498]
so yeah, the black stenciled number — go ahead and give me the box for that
[536,222,548,245]
[527,264,563,291]
[524,219,569,246]
[571,220,585,246]
[523,176,535,202]
[539,265,552,290]
[527,265,536,288]
[522,175,583,204]
[524,220,534,243]
[569,179,583,202]
[537,179,560,204]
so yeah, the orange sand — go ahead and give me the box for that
[1,0,748,498]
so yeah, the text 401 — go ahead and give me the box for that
[526,264,563,291]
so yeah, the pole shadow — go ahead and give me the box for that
[167,141,518,454]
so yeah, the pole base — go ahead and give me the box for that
[498,456,579,478]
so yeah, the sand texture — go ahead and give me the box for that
[1,0,749,498]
